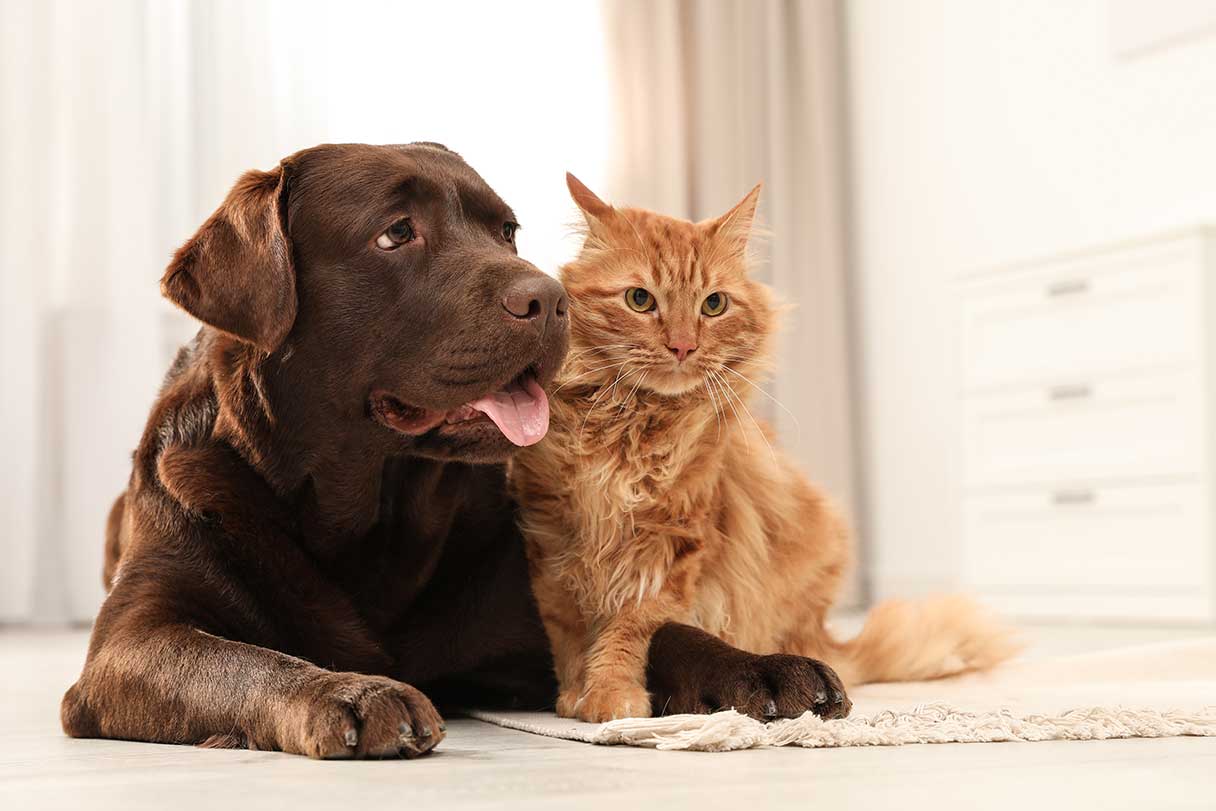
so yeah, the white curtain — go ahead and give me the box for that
[600,0,862,596]
[0,0,612,624]
[0,0,852,621]
[0,0,288,623]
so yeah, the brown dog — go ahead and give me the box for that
[62,143,847,759]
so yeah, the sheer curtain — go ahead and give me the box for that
[600,0,862,598]
[0,0,301,623]
[0,0,854,622]
[0,0,612,623]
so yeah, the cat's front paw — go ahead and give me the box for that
[570,681,652,722]
[555,688,582,718]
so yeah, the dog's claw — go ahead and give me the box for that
[418,726,432,738]
[762,700,778,718]
[398,722,413,738]
[814,690,827,704]
[344,728,358,747]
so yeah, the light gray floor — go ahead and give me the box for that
[3,624,1214,810]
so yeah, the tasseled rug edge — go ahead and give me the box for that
[469,703,1216,752]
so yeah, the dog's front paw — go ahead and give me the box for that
[570,680,651,722]
[663,653,851,721]
[285,673,446,759]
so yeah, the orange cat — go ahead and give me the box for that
[509,175,1017,723]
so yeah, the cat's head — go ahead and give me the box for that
[559,174,774,397]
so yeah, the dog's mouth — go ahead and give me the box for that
[370,369,550,447]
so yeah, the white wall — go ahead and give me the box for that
[845,0,1216,597]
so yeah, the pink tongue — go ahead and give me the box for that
[469,376,550,446]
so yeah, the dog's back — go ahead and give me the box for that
[102,492,127,589]
[102,332,209,590]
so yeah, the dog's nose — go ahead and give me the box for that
[503,275,568,326]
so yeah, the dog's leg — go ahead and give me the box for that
[66,440,448,759]
[646,622,851,720]
[62,604,445,759]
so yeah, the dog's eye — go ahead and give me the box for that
[376,218,415,250]
[625,287,656,313]
[701,292,728,316]
[502,222,519,243]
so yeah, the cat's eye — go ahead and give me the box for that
[625,287,656,313]
[502,221,519,243]
[702,291,728,316]
[376,217,415,250]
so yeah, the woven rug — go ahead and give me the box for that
[468,637,1216,751]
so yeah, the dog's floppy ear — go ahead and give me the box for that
[161,163,296,353]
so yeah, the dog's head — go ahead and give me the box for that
[162,142,569,463]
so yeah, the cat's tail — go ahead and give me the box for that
[827,594,1021,686]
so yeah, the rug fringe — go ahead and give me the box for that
[590,703,1216,751]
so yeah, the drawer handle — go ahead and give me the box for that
[1048,383,1092,401]
[1046,278,1090,297]
[1052,489,1096,506]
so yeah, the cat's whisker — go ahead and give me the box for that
[708,370,748,452]
[702,373,724,441]
[553,360,631,393]
[586,364,629,410]
[607,367,646,408]
[566,359,630,377]
[566,345,648,368]
[566,343,633,362]
[558,346,633,373]
[714,370,778,466]
[578,365,641,442]
[615,370,649,417]
[720,364,802,443]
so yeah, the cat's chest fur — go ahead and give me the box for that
[555,389,720,525]
[513,386,726,614]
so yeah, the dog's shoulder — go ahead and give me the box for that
[117,328,292,567]
[138,330,220,469]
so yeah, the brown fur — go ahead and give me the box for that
[511,176,1018,723]
[64,144,890,760]
[63,143,571,759]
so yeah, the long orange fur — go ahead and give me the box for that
[509,176,1018,722]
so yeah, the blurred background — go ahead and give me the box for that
[1,0,1214,634]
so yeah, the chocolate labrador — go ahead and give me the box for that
[61,143,848,759]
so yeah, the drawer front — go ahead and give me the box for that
[961,237,1203,390]
[962,371,1204,487]
[962,482,1211,592]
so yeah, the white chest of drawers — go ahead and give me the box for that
[958,228,1216,622]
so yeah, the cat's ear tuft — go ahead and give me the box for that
[704,182,762,257]
[566,172,615,225]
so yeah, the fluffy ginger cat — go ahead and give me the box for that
[509,175,1017,723]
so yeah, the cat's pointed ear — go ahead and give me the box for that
[566,172,616,228]
[161,163,296,353]
[703,182,762,257]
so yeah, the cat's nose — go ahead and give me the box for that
[667,340,697,362]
